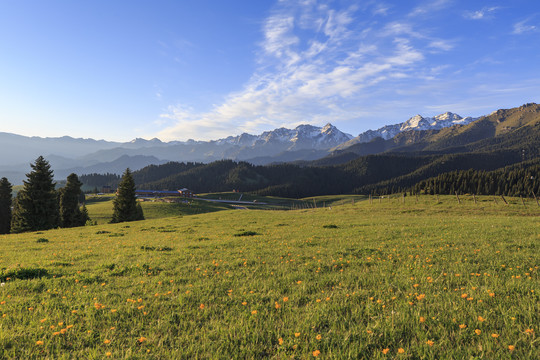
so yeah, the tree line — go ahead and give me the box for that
[0,158,145,234]
[411,163,540,197]
[0,156,90,234]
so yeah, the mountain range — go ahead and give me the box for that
[76,102,538,198]
[1,103,537,185]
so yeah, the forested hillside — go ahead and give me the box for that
[78,104,540,198]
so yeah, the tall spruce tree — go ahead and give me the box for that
[0,177,12,234]
[59,173,90,227]
[11,156,59,233]
[111,168,144,223]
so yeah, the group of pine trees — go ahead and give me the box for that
[412,164,539,197]
[0,156,90,234]
[0,158,145,235]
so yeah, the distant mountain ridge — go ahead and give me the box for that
[216,123,353,149]
[334,112,475,150]
[1,103,538,186]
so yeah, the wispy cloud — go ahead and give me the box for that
[408,0,452,17]
[157,1,456,141]
[463,7,500,20]
[373,3,390,16]
[513,18,538,34]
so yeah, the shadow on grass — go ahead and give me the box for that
[0,267,50,282]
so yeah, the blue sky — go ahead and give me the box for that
[1,0,539,142]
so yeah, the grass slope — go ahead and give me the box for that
[0,196,538,359]
[85,195,234,224]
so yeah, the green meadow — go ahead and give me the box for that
[0,195,538,359]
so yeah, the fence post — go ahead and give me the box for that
[532,191,539,207]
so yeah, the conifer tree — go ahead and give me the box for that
[0,177,12,234]
[79,204,90,225]
[111,168,144,223]
[11,156,59,233]
[59,173,90,227]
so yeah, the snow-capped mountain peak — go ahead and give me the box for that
[434,112,461,121]
[333,111,477,150]
[216,123,353,151]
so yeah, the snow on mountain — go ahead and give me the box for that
[216,123,353,150]
[336,112,476,150]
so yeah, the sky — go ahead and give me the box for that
[1,0,539,142]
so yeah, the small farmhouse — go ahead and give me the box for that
[178,188,194,198]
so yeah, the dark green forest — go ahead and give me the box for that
[78,103,540,199]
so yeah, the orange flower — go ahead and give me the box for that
[459,324,467,329]
[382,348,390,354]
[278,338,283,345]
[316,334,322,340]
[199,304,205,310]
[474,329,482,335]
[104,339,111,344]
[508,345,515,351]
[426,340,434,346]
[491,333,499,338]
[312,350,320,357]
[477,316,485,322]
[106,352,112,357]
[398,348,405,354]
[241,302,247,306]
[283,297,289,302]
[295,332,301,337]
[36,340,44,345]
[251,310,257,315]
[419,316,425,323]
[138,337,146,343]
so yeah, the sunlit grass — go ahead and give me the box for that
[0,195,538,358]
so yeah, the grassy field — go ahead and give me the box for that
[0,195,538,359]
[85,195,234,225]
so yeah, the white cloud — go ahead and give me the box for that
[381,22,424,38]
[408,0,452,17]
[463,6,499,20]
[373,4,390,16]
[513,19,538,34]
[157,1,456,141]
[428,40,455,51]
